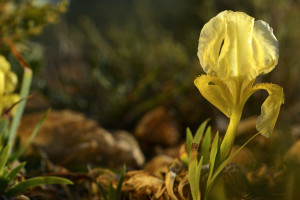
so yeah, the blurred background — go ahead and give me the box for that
[3,0,300,140]
[29,0,299,133]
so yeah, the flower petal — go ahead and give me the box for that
[198,11,279,86]
[218,11,255,80]
[198,11,226,75]
[194,75,233,118]
[252,83,284,138]
[252,20,279,75]
[198,11,256,81]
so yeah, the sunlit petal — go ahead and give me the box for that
[252,20,279,75]
[252,83,284,138]
[217,11,255,81]
[198,11,226,76]
[198,11,278,87]
[194,75,233,118]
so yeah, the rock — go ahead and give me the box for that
[18,110,145,169]
[134,107,180,146]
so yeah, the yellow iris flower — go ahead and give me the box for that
[194,11,284,160]
[0,55,19,116]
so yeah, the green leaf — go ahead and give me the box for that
[0,144,10,175]
[97,182,107,200]
[206,132,260,195]
[0,162,26,192]
[195,157,203,200]
[5,176,73,196]
[207,132,219,185]
[115,165,126,200]
[8,68,32,156]
[0,119,8,138]
[108,182,115,200]
[5,162,26,185]
[186,127,193,158]
[200,126,211,164]
[189,158,197,200]
[193,119,210,144]
[9,109,51,162]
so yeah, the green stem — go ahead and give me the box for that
[220,108,242,161]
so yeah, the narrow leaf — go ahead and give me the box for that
[9,109,51,161]
[193,119,210,144]
[97,182,107,200]
[108,182,115,200]
[5,162,26,184]
[200,126,211,164]
[207,132,219,184]
[115,165,126,200]
[0,162,26,192]
[186,127,193,158]
[8,68,32,155]
[206,132,260,195]
[0,144,10,174]
[5,176,73,196]
[195,156,203,200]
[189,158,197,200]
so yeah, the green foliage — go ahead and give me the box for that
[0,0,68,42]
[0,79,72,196]
[5,176,72,197]
[184,120,260,199]
[97,165,126,200]
[0,1,72,196]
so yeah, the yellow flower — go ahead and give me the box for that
[0,55,19,116]
[194,11,284,160]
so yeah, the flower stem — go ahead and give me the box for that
[220,108,242,161]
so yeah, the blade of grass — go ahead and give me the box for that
[5,162,26,184]
[195,156,203,200]
[193,119,210,144]
[207,132,219,185]
[186,127,193,158]
[0,119,7,138]
[9,109,51,162]
[108,182,115,200]
[0,162,26,191]
[0,144,10,175]
[206,132,260,195]
[200,126,211,164]
[97,182,108,200]
[115,165,126,200]
[5,176,73,196]
[189,158,197,200]
[8,68,32,156]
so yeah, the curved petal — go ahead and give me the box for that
[217,11,255,81]
[198,11,256,81]
[252,83,284,138]
[198,11,279,86]
[194,75,233,118]
[252,20,279,75]
[198,11,226,75]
